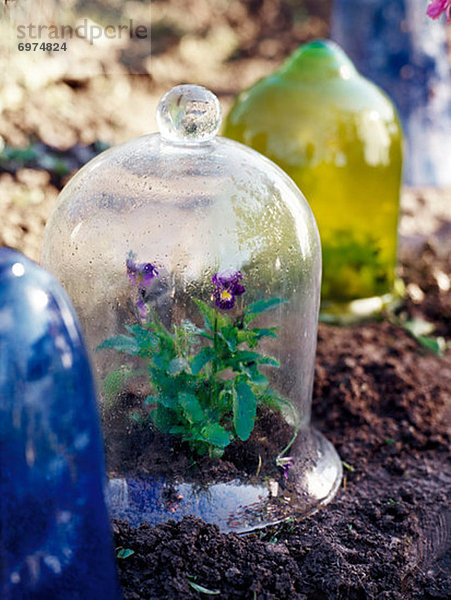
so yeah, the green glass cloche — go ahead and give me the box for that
[224,39,404,320]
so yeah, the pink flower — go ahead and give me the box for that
[427,0,451,21]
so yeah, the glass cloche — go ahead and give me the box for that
[223,40,403,321]
[42,85,342,532]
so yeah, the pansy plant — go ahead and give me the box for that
[98,257,297,468]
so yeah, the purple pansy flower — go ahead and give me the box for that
[126,252,158,321]
[427,0,451,21]
[212,268,245,310]
[276,455,294,479]
[126,252,158,287]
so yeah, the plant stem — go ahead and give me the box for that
[278,430,297,460]
[212,314,218,376]
[276,419,299,463]
[209,314,219,409]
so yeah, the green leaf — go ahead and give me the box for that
[233,350,261,364]
[147,315,177,355]
[198,331,214,341]
[415,335,445,356]
[156,394,178,410]
[153,354,171,371]
[124,324,159,352]
[237,329,258,348]
[169,424,189,435]
[191,346,216,374]
[241,363,269,386]
[257,355,280,368]
[198,423,231,448]
[217,388,232,412]
[187,580,220,595]
[245,298,286,324]
[402,319,445,355]
[252,327,278,340]
[233,379,257,441]
[178,392,205,424]
[150,406,177,433]
[117,548,135,559]
[148,366,185,400]
[231,350,280,370]
[96,334,140,355]
[218,324,239,352]
[193,299,215,330]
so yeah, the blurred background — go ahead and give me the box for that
[0,0,450,272]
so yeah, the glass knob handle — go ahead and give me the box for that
[156,84,222,144]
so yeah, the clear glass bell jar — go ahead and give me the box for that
[42,85,342,532]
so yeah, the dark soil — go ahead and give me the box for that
[113,248,450,600]
[400,242,451,339]
[106,402,293,484]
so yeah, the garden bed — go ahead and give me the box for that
[113,243,450,600]
[1,160,449,598]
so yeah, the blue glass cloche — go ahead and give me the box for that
[0,249,121,600]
